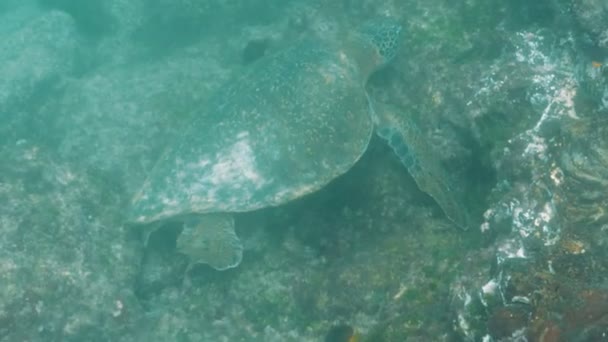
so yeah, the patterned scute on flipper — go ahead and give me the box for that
[378,126,417,169]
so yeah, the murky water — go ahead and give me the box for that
[1,1,607,341]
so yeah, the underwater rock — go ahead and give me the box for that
[451,15,608,340]
[0,141,142,341]
[487,305,530,339]
[242,38,270,64]
[42,45,231,195]
[37,0,147,65]
[324,324,358,342]
[0,8,79,146]
[575,58,608,110]
[559,119,608,226]
[572,0,608,49]
[36,0,113,37]
[489,255,608,340]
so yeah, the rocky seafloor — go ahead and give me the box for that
[1,0,607,341]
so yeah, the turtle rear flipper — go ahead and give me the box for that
[374,104,471,229]
[177,213,243,271]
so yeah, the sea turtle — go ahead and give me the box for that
[128,17,469,271]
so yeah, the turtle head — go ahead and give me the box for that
[347,17,402,79]
[359,17,403,66]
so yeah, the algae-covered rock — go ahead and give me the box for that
[0,8,79,145]
[41,45,231,195]
[0,141,142,341]
[573,0,608,48]
[449,9,608,340]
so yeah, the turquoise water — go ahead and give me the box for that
[1,1,607,341]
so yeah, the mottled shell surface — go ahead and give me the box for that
[129,39,374,224]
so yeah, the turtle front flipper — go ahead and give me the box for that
[374,104,470,229]
[177,213,243,271]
